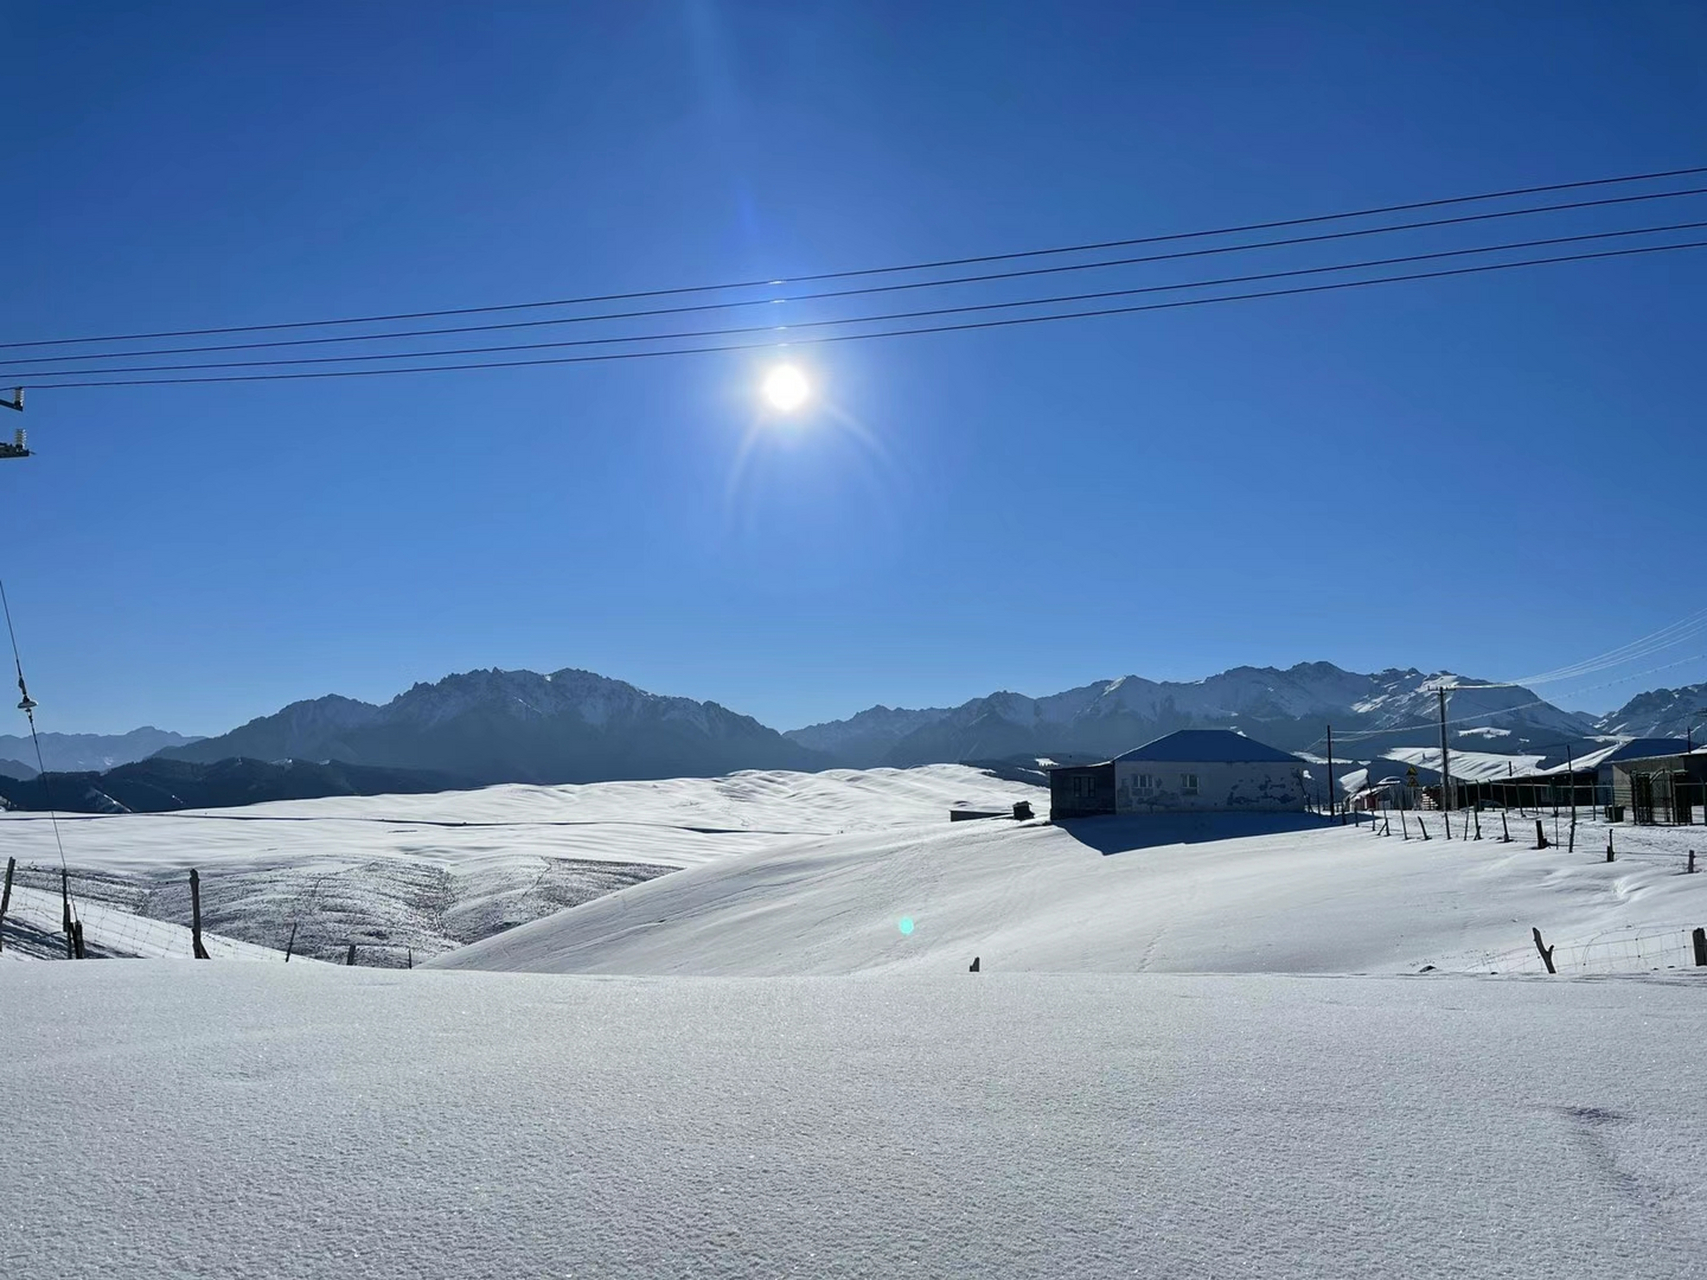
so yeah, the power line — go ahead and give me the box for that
[3,163,1703,352]
[13,219,1703,380]
[16,236,1707,390]
[9,185,1707,371]
[0,576,74,930]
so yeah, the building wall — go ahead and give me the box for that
[1049,764,1116,817]
[1114,759,1306,813]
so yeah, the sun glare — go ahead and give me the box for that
[761,363,811,413]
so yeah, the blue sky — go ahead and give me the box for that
[3,2,1705,735]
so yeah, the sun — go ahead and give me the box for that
[761,363,811,413]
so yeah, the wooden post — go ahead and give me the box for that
[1693,927,1707,967]
[1605,832,1615,863]
[407,947,413,970]
[1532,927,1557,974]
[345,942,357,966]
[0,855,13,953]
[71,920,85,959]
[1535,819,1547,849]
[1501,811,1511,843]
[1418,818,1431,842]
[1568,818,1576,855]
[1473,806,1482,841]
[1400,810,1410,840]
[61,868,74,959]
[189,869,211,959]
[284,922,297,963]
[1689,850,1697,874]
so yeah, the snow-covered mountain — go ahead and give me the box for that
[0,726,202,774]
[1597,681,1707,739]
[161,668,825,784]
[786,704,954,768]
[786,663,1600,766]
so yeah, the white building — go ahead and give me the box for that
[1111,729,1308,813]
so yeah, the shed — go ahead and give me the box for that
[1609,748,1707,825]
[1047,762,1116,818]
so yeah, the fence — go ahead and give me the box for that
[0,858,417,965]
[1463,925,1707,976]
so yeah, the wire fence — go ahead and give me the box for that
[1463,925,1706,976]
[2,854,671,966]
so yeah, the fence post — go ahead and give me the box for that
[284,922,297,963]
[188,868,211,959]
[1693,927,1707,967]
[345,942,357,966]
[1535,819,1547,849]
[71,920,85,959]
[1690,850,1697,874]
[61,868,75,959]
[1605,832,1615,863]
[1532,927,1557,975]
[1473,807,1482,841]
[1444,810,1452,840]
[407,947,413,970]
[1418,817,1431,841]
[1501,811,1511,842]
[0,855,13,953]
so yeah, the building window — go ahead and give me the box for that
[1135,773,1156,793]
[1181,772,1199,795]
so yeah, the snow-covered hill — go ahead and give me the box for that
[788,663,1599,766]
[431,807,1707,978]
[0,765,1037,962]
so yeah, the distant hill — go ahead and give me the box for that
[0,757,37,781]
[0,756,466,814]
[160,667,826,785]
[1597,681,1707,740]
[785,663,1600,767]
[0,726,201,773]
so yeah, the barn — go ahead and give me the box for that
[1048,729,1308,819]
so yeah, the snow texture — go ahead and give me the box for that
[2,964,1702,1279]
[431,809,1707,978]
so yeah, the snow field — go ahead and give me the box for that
[0,766,1040,962]
[432,809,1707,977]
[2,964,1702,1279]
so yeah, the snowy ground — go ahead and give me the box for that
[433,809,1707,977]
[0,765,1038,962]
[3,963,1702,1279]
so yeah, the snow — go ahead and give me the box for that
[3,964,1702,1279]
[0,765,1040,962]
[1379,745,1548,783]
[431,810,1707,978]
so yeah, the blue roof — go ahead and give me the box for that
[1601,738,1692,764]
[1112,729,1303,765]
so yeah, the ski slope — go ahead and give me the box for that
[432,810,1707,977]
[3,963,1702,1279]
[0,766,1039,961]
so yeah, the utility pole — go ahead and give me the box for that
[1436,685,1454,815]
[1326,723,1335,819]
[1565,743,1576,827]
[0,389,29,459]
[1687,708,1707,753]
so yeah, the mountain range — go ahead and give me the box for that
[158,667,822,784]
[11,665,1704,813]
